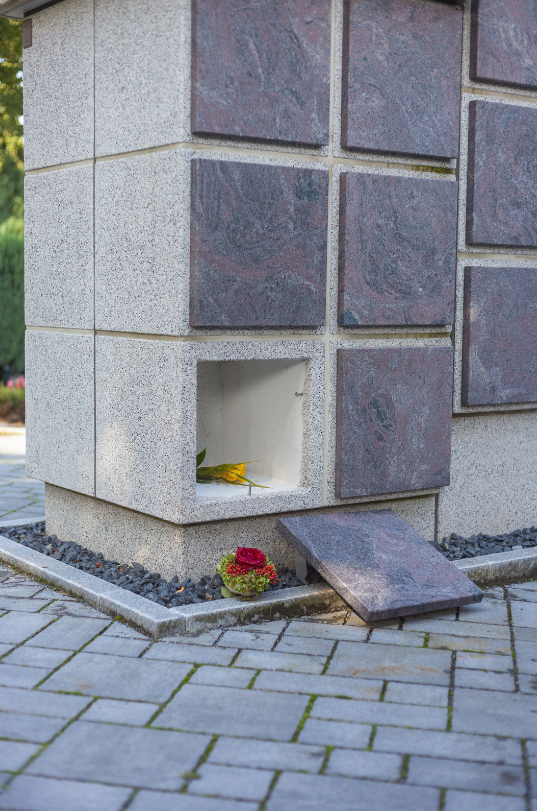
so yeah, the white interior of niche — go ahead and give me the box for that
[196,358,307,503]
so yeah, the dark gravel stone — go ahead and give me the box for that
[2,523,307,610]
[440,527,537,561]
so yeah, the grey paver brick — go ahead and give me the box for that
[373,726,522,765]
[452,687,537,739]
[189,665,254,689]
[30,616,111,650]
[509,587,537,603]
[82,699,157,726]
[0,739,40,772]
[161,630,222,646]
[455,668,515,692]
[444,790,525,811]
[519,673,537,694]
[144,642,236,666]
[31,589,77,601]
[326,748,402,780]
[0,686,91,719]
[407,756,525,795]
[298,610,349,625]
[0,775,132,811]
[285,620,369,642]
[511,602,537,629]
[515,640,537,675]
[384,682,449,707]
[229,620,288,634]
[129,791,257,811]
[188,763,274,801]
[40,601,112,619]
[0,712,64,744]
[40,652,191,702]
[4,646,72,670]
[0,597,51,613]
[0,585,46,598]
[233,649,326,675]
[208,736,325,773]
[102,623,149,640]
[266,771,439,811]
[0,663,49,689]
[458,600,508,625]
[328,642,452,685]
[298,718,371,750]
[26,721,210,789]
[369,629,425,647]
[311,696,447,730]
[526,740,537,768]
[457,650,513,672]
[427,633,512,655]
[253,669,383,700]
[402,619,510,640]
[0,643,13,657]
[84,635,149,657]
[155,684,309,741]
[217,630,277,651]
[275,634,334,656]
[0,611,53,645]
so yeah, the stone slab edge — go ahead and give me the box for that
[0,534,534,635]
[0,0,51,18]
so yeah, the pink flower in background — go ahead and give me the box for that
[7,376,25,390]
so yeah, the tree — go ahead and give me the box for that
[0,19,23,225]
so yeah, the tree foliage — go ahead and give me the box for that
[0,19,23,224]
[0,216,24,373]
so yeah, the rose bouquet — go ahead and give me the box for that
[217,547,277,598]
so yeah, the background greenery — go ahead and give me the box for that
[0,19,24,380]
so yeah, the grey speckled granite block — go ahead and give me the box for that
[470,0,537,90]
[462,266,537,406]
[25,331,94,496]
[341,0,462,158]
[190,159,328,328]
[191,0,331,146]
[335,347,453,499]
[338,173,457,327]
[25,165,94,329]
[278,510,483,622]
[467,100,537,248]
[23,0,94,170]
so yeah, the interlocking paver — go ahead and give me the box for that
[217,630,277,651]
[161,630,221,646]
[4,646,73,670]
[208,736,325,773]
[0,739,40,772]
[444,790,525,811]
[0,775,132,811]
[253,670,382,700]
[458,600,508,625]
[30,616,111,650]
[155,684,309,741]
[456,650,513,672]
[369,629,426,647]
[226,620,288,635]
[0,585,46,598]
[455,668,515,692]
[519,673,537,694]
[26,722,210,789]
[298,718,372,749]
[285,620,369,642]
[187,763,274,801]
[427,633,512,654]
[40,652,191,702]
[0,686,91,719]
[509,587,537,603]
[453,688,537,739]
[328,642,452,685]
[402,619,510,640]
[82,699,157,726]
[40,601,112,619]
[0,643,13,657]
[511,601,537,629]
[144,641,236,666]
[0,662,49,689]
[129,792,257,811]
[233,648,327,675]
[383,682,449,707]
[311,696,447,730]
[84,635,150,657]
[0,597,52,613]
[326,748,402,780]
[0,712,65,744]
[0,611,54,645]
[275,634,334,656]
[189,665,254,689]
[407,756,526,795]
[102,624,149,640]
[265,771,439,811]
[373,727,522,765]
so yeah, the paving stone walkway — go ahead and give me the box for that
[0,564,532,809]
[0,428,45,526]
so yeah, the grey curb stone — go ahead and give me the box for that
[0,534,536,636]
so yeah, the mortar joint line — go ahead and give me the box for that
[179,734,219,793]
[271,619,291,652]
[259,770,282,811]
[145,663,200,728]
[322,639,339,673]
[503,585,520,693]
[446,650,456,732]
[521,739,533,811]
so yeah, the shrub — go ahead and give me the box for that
[0,382,24,422]
[0,216,24,375]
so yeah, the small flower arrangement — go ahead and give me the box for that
[217,547,277,598]
[196,449,267,489]
[7,375,25,390]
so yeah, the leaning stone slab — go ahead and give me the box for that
[278,510,483,622]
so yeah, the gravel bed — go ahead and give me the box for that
[1,523,306,608]
[437,527,537,561]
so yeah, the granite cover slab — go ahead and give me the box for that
[191,0,331,146]
[338,173,457,327]
[335,346,453,499]
[470,0,537,90]
[462,266,537,406]
[278,510,484,622]
[341,0,462,158]
[190,159,328,328]
[466,100,537,248]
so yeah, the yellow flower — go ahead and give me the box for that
[218,462,246,483]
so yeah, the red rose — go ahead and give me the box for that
[235,547,266,570]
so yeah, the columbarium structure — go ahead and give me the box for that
[2,0,536,580]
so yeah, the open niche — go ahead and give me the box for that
[196,358,307,503]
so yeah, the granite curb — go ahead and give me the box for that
[0,516,46,529]
[0,534,535,636]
